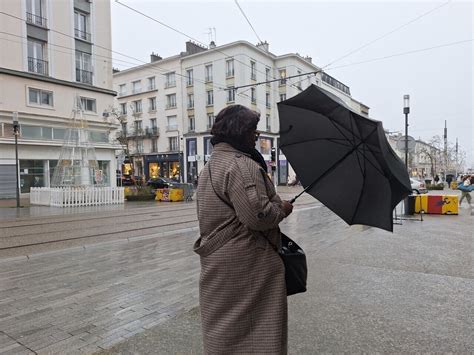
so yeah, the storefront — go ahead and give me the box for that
[19,159,111,192]
[144,153,182,181]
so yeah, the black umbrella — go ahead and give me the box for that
[278,84,412,232]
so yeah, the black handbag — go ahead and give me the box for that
[280,232,307,296]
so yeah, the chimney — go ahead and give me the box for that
[185,41,207,55]
[150,52,162,62]
[256,41,269,52]
[209,41,216,49]
[304,56,312,63]
[112,67,120,74]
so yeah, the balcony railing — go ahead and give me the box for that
[145,127,159,136]
[76,68,93,84]
[26,12,47,28]
[147,85,156,91]
[165,81,176,88]
[132,88,142,94]
[166,104,177,109]
[74,28,91,42]
[28,57,48,75]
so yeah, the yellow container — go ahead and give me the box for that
[155,188,184,202]
[441,195,458,215]
[124,186,133,196]
[450,181,458,189]
[414,195,428,213]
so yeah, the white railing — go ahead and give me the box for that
[30,187,125,207]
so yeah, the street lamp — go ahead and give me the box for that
[12,112,20,208]
[403,95,410,171]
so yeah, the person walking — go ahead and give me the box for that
[194,105,293,354]
[459,175,472,207]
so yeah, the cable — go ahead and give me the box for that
[234,0,263,44]
[322,0,453,69]
[113,1,304,95]
[326,39,473,71]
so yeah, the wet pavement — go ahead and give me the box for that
[0,188,472,353]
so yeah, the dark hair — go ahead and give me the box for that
[211,105,260,140]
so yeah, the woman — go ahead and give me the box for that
[194,105,293,354]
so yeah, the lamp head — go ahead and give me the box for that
[403,94,410,114]
[12,112,19,129]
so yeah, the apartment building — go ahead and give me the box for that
[113,40,370,185]
[0,0,118,198]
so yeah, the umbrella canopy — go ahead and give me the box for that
[278,84,412,232]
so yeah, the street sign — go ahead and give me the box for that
[396,135,416,153]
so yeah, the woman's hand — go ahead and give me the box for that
[281,200,294,217]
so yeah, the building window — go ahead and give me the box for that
[27,38,48,75]
[206,90,214,106]
[132,80,141,94]
[151,138,158,153]
[132,100,142,113]
[251,88,256,103]
[207,113,215,129]
[279,69,287,85]
[147,77,156,90]
[167,115,178,131]
[188,116,195,132]
[75,51,92,84]
[120,102,127,115]
[166,94,177,109]
[148,97,156,112]
[279,94,286,102]
[150,118,157,128]
[226,59,234,77]
[296,70,302,89]
[28,88,53,107]
[266,114,271,131]
[74,11,90,42]
[266,92,271,108]
[265,67,271,83]
[250,61,256,80]
[165,72,176,88]
[26,0,47,28]
[205,64,213,82]
[187,94,194,109]
[186,69,193,86]
[80,97,96,112]
[119,84,126,96]
[227,87,235,103]
[169,136,179,151]
[134,120,143,132]
[136,139,144,153]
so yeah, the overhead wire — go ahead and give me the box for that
[322,0,454,69]
[234,0,263,44]
[113,0,310,95]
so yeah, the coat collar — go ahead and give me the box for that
[212,142,251,157]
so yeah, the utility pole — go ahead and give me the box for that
[12,112,20,208]
[444,120,448,180]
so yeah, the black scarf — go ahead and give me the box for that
[210,136,268,173]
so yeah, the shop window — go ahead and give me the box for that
[149,163,160,178]
[20,160,45,192]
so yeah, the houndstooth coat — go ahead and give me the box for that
[194,143,288,354]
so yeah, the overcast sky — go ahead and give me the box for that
[111,0,473,168]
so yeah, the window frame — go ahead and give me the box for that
[27,87,54,108]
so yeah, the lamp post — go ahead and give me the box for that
[403,95,410,171]
[12,112,20,208]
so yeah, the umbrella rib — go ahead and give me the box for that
[350,144,368,225]
[357,143,388,178]
[290,126,379,203]
[281,137,353,149]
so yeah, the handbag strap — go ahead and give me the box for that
[207,162,233,209]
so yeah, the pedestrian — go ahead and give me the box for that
[194,105,294,354]
[459,175,472,207]
[446,175,452,189]
[434,174,440,184]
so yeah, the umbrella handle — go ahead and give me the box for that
[289,197,296,204]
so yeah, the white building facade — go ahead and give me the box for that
[0,0,118,198]
[113,41,370,185]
